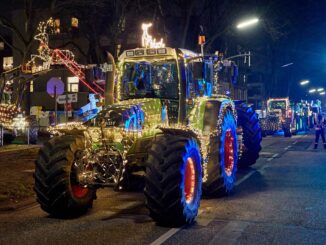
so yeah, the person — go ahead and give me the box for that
[313,111,326,149]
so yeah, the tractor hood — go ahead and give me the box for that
[96,98,163,130]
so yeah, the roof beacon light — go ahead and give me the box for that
[141,23,165,49]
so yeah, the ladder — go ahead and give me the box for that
[52,49,104,97]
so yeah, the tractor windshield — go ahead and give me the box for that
[120,60,179,100]
[269,100,286,110]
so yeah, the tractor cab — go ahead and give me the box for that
[118,47,210,124]
[267,98,291,119]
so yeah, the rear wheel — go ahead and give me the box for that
[282,118,292,137]
[236,103,262,168]
[203,109,238,196]
[34,135,96,217]
[144,135,202,226]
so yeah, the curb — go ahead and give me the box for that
[0,145,41,154]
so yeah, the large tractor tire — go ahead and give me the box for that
[236,103,262,168]
[203,109,238,197]
[34,135,96,218]
[144,135,202,227]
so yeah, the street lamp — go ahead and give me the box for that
[317,88,324,92]
[320,91,325,95]
[236,18,259,29]
[309,88,316,93]
[300,80,309,85]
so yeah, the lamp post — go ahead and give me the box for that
[300,80,309,85]
[309,88,316,93]
[236,18,259,29]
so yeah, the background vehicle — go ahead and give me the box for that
[34,27,262,227]
[260,97,308,137]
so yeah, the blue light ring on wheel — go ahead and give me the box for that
[220,111,238,192]
[180,138,202,222]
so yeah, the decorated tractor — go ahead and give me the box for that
[260,97,307,137]
[34,28,261,226]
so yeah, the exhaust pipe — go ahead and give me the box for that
[105,52,116,106]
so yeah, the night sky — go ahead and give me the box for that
[0,0,326,103]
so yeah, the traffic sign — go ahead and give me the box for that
[47,78,64,97]
[56,93,78,104]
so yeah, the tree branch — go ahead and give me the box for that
[0,35,24,57]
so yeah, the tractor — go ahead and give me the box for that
[34,45,262,226]
[260,97,302,137]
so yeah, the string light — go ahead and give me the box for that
[141,23,165,48]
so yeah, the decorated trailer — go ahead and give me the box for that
[34,23,262,226]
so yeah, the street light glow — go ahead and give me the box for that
[237,18,259,29]
[300,80,309,85]
[309,89,316,93]
[320,91,325,95]
[317,88,324,92]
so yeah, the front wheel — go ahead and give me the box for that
[144,135,202,227]
[34,135,96,217]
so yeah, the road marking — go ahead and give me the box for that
[235,171,256,186]
[150,210,205,244]
[292,141,298,145]
[208,221,250,244]
[150,228,181,245]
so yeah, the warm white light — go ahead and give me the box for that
[300,80,309,85]
[12,114,27,130]
[317,88,324,92]
[237,18,259,29]
[309,89,316,93]
[141,23,165,48]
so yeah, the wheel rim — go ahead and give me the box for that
[224,129,235,177]
[184,157,196,204]
[71,185,89,199]
[70,152,89,199]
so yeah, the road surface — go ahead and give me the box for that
[1,133,326,245]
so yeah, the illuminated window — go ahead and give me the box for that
[30,80,34,92]
[55,18,60,34]
[3,57,13,70]
[0,42,4,50]
[71,17,79,28]
[67,76,79,92]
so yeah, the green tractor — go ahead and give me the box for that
[34,47,261,226]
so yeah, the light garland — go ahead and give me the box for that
[12,114,27,131]
[141,23,165,49]
[0,104,19,129]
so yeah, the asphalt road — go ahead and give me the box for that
[1,132,326,245]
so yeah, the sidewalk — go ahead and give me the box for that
[0,145,41,211]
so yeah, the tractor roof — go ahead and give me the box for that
[118,47,199,62]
